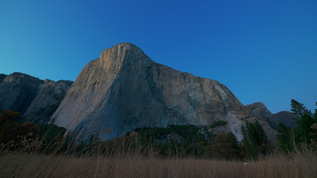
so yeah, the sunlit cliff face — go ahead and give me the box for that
[51,43,275,142]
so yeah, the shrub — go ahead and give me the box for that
[204,131,240,160]
[210,121,228,128]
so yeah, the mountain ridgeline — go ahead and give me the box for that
[0,43,282,142]
[0,72,72,124]
[49,43,275,141]
[246,102,296,128]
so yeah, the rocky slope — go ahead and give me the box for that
[246,102,273,119]
[246,102,296,128]
[51,43,276,141]
[0,72,72,123]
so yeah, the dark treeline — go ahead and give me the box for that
[1,99,316,160]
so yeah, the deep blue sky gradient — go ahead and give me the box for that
[1,0,316,113]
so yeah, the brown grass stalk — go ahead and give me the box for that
[1,149,317,178]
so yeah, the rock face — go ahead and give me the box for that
[0,72,72,123]
[246,102,272,119]
[246,102,296,128]
[51,43,275,141]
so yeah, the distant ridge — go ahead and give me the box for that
[246,102,296,128]
[0,72,72,124]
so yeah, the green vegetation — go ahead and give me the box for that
[124,122,245,159]
[204,132,241,160]
[210,120,228,128]
[241,121,271,159]
[0,110,39,146]
[2,99,316,160]
[133,125,211,157]
[0,110,67,153]
[0,112,244,159]
[276,99,317,153]
[39,124,66,142]
[0,99,316,175]
[1,99,317,177]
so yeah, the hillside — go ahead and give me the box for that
[0,72,72,123]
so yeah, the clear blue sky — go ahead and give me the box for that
[1,0,316,113]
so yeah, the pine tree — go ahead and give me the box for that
[277,99,317,152]
[276,122,295,153]
[241,121,270,159]
[291,99,311,120]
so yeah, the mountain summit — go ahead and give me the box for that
[51,43,272,141]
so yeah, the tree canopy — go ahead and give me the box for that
[277,99,317,153]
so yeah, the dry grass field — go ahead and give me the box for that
[1,149,317,178]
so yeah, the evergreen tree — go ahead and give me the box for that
[276,122,295,153]
[277,99,317,152]
[241,121,270,159]
[291,99,311,120]
[296,114,316,144]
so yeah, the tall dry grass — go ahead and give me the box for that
[1,127,317,178]
[1,149,317,178]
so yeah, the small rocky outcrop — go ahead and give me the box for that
[246,102,272,119]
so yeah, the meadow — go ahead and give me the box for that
[1,147,317,178]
